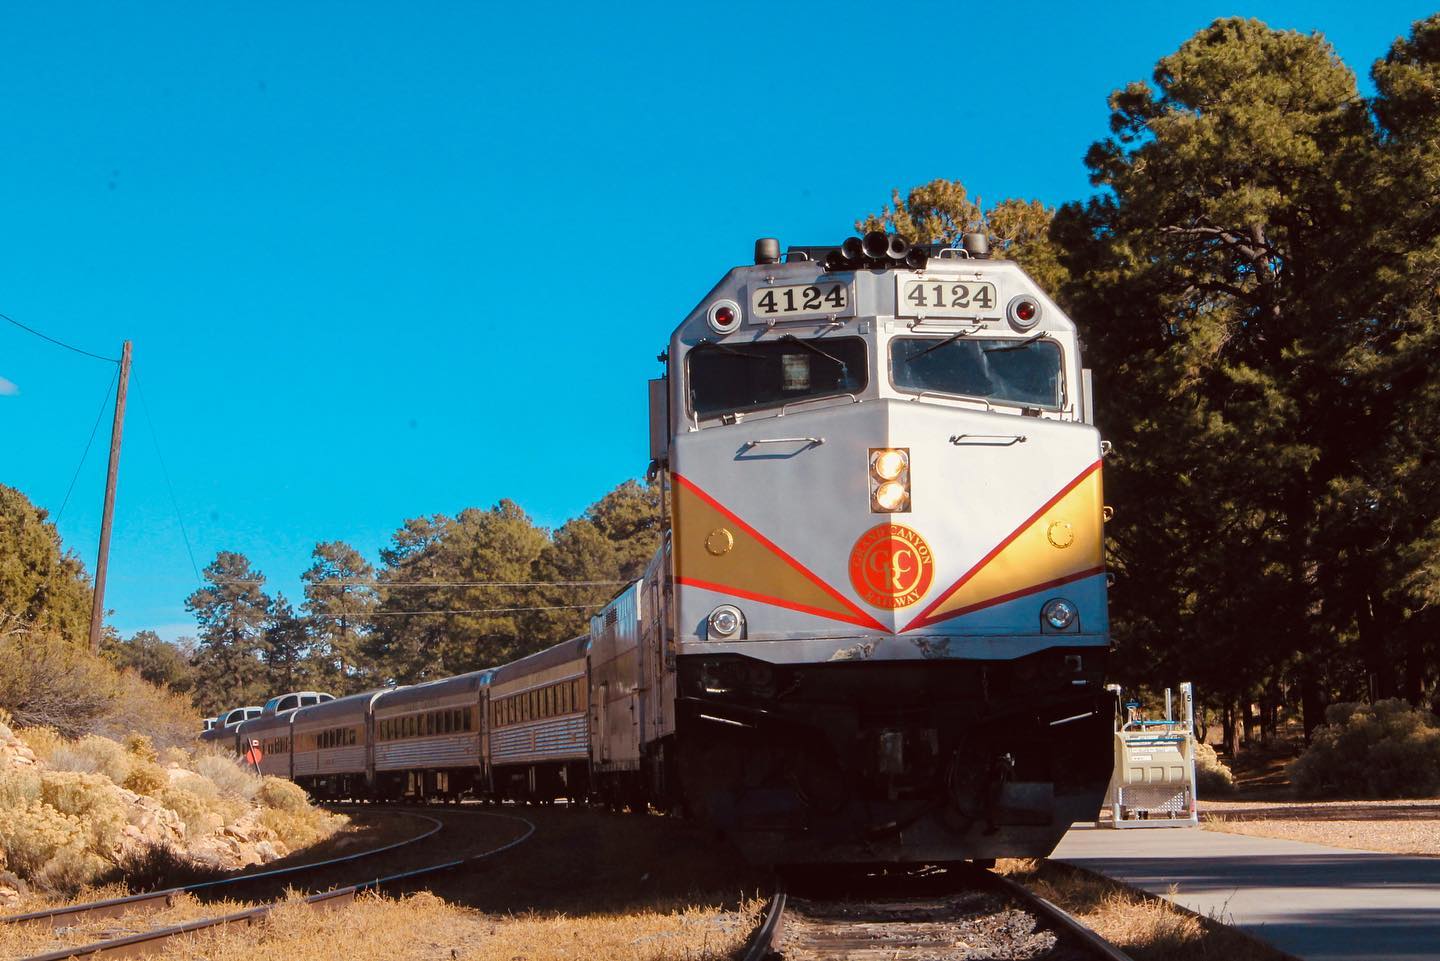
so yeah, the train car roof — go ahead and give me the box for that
[291,688,389,727]
[488,635,590,685]
[236,712,295,737]
[374,670,490,710]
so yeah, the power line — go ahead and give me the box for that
[213,579,628,589]
[134,375,202,586]
[1,311,120,364]
[55,367,118,523]
[349,605,596,616]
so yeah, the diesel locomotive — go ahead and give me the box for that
[209,232,1113,866]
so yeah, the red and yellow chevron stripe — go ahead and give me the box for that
[900,461,1104,632]
[672,461,1104,636]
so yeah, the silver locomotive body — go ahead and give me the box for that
[650,239,1112,863]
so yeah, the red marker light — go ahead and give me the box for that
[1016,300,1036,322]
[714,306,735,326]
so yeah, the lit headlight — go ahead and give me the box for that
[874,481,908,512]
[708,605,742,638]
[1042,598,1078,631]
[872,448,907,481]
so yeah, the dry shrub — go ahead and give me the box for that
[159,783,224,839]
[0,766,42,809]
[18,726,64,763]
[193,754,261,802]
[1193,741,1234,795]
[123,758,169,796]
[0,632,121,737]
[53,734,133,783]
[161,745,192,767]
[0,801,108,893]
[258,776,310,812]
[260,806,341,850]
[125,733,159,763]
[1290,699,1440,798]
[38,770,127,856]
[97,670,199,749]
[254,776,340,849]
[0,627,198,748]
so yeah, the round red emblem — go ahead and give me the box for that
[848,523,935,610]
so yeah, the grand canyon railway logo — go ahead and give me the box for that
[849,523,935,609]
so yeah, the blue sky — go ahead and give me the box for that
[2,1,1433,641]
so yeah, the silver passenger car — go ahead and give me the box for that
[372,672,487,801]
[290,690,384,799]
[235,711,294,779]
[488,636,589,802]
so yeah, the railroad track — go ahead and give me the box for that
[741,864,1133,961]
[8,808,535,961]
[3,809,444,932]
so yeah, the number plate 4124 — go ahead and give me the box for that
[896,278,999,318]
[750,282,851,320]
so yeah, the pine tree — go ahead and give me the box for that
[301,540,378,693]
[186,552,272,715]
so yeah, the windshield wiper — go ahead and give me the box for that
[699,339,765,359]
[779,334,850,380]
[903,327,979,364]
[984,332,1049,353]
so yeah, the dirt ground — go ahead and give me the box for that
[1195,737,1440,855]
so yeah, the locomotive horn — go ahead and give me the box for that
[905,248,929,270]
[823,249,848,272]
[961,232,991,259]
[887,235,911,260]
[841,236,865,262]
[862,231,890,261]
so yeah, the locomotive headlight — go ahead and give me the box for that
[707,605,743,638]
[874,481,908,512]
[872,448,907,481]
[869,447,911,513]
[1042,598,1079,631]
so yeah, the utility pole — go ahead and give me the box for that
[89,340,132,653]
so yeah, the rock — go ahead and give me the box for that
[0,871,28,909]
[254,840,280,863]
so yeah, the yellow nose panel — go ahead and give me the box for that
[673,473,885,631]
[902,462,1105,632]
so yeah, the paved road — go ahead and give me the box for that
[1054,825,1440,961]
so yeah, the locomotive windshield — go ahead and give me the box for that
[891,335,1063,409]
[688,336,868,418]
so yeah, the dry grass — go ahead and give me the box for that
[999,859,1295,961]
[4,807,766,961]
[3,887,761,961]
[135,891,762,961]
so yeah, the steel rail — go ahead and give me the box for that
[18,812,535,961]
[3,811,443,931]
[984,870,1135,961]
[737,882,786,961]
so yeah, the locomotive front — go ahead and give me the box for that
[655,235,1113,864]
